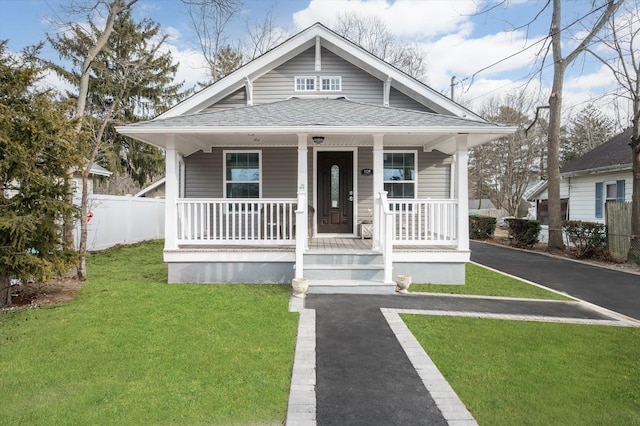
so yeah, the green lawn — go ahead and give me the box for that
[403,316,640,425]
[410,263,571,300]
[0,240,298,425]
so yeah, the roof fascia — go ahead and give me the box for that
[117,125,516,136]
[561,163,632,178]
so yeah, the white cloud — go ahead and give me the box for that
[292,0,478,39]
[423,30,546,92]
[158,42,210,90]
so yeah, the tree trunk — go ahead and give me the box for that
[547,0,565,252]
[77,170,89,280]
[628,105,640,265]
[0,275,11,308]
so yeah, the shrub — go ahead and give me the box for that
[563,220,607,258]
[469,215,497,240]
[506,218,541,248]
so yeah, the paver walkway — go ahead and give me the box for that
[290,293,630,425]
[470,241,640,321]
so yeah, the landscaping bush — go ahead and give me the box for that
[563,220,607,259]
[505,218,541,248]
[469,215,497,240]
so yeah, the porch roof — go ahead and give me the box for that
[117,98,516,156]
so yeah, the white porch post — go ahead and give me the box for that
[295,134,309,278]
[165,136,179,250]
[372,134,384,249]
[455,134,470,251]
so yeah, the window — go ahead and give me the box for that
[383,151,416,198]
[224,151,261,198]
[595,180,625,218]
[320,76,341,91]
[295,76,316,91]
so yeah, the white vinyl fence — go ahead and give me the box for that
[74,194,165,251]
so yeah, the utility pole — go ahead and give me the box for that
[450,76,456,100]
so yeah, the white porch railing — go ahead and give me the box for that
[176,198,297,245]
[388,199,458,245]
[377,191,394,283]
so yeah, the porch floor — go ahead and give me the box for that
[177,238,458,253]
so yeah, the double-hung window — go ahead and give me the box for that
[595,179,625,218]
[295,76,316,92]
[224,151,261,198]
[320,76,341,91]
[383,151,416,198]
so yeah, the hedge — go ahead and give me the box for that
[506,218,541,248]
[469,215,497,240]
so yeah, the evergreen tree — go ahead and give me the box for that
[0,42,81,306]
[560,104,615,165]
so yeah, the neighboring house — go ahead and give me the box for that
[4,163,111,199]
[135,177,166,198]
[72,163,113,197]
[528,128,633,225]
[117,23,515,286]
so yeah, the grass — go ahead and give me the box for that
[403,315,640,425]
[410,263,571,300]
[0,240,299,425]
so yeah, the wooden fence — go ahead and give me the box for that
[606,201,632,262]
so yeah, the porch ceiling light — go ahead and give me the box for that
[312,136,325,144]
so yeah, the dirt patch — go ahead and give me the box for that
[1,277,83,312]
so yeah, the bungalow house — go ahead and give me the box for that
[528,128,633,227]
[116,23,515,288]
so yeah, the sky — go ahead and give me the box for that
[0,0,636,125]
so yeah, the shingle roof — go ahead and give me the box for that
[561,127,633,174]
[127,97,502,130]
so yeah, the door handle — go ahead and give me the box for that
[348,196,353,202]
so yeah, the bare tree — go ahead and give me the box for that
[544,0,622,252]
[243,8,290,60]
[587,1,640,264]
[470,90,547,216]
[332,13,427,82]
[182,0,243,82]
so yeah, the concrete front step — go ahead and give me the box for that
[303,264,384,281]
[306,279,396,295]
[304,251,382,265]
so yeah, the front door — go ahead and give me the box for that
[317,151,353,234]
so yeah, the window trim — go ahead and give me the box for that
[223,150,262,199]
[294,76,316,92]
[383,150,418,199]
[320,76,342,92]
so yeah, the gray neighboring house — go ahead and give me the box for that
[528,128,633,225]
[117,23,515,286]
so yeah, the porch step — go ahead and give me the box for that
[303,250,385,281]
[306,280,396,295]
[304,251,382,265]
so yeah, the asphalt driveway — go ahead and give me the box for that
[470,241,640,320]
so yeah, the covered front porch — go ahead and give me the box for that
[161,130,472,285]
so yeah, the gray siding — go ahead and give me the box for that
[204,88,246,111]
[389,87,434,112]
[253,47,383,105]
[184,150,222,198]
[357,147,374,221]
[184,147,299,198]
[416,150,451,199]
